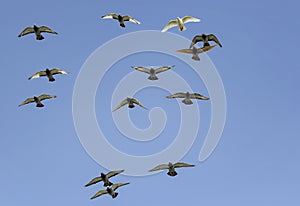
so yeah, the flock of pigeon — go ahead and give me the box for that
[17,13,222,200]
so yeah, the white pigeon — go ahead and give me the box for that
[161,16,200,32]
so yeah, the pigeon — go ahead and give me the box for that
[149,162,195,176]
[28,68,69,82]
[176,45,217,61]
[18,24,57,40]
[85,170,125,187]
[189,33,222,48]
[131,65,174,80]
[90,183,130,199]
[161,16,200,32]
[112,97,147,112]
[101,14,140,27]
[166,92,209,105]
[19,94,56,107]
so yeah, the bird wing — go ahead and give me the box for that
[123,16,140,24]
[85,176,102,187]
[189,35,204,48]
[18,27,34,37]
[166,92,186,99]
[131,66,151,74]
[106,170,125,178]
[149,164,169,172]
[182,16,201,23]
[112,99,128,112]
[173,162,195,168]
[18,97,35,107]
[111,182,130,191]
[50,68,70,75]
[101,14,119,19]
[196,44,217,53]
[131,98,147,110]
[90,189,108,199]
[155,65,175,74]
[207,34,222,47]
[190,93,209,100]
[38,94,57,101]
[28,71,47,80]
[39,26,58,34]
[176,48,193,54]
[161,20,178,32]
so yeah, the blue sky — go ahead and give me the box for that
[1,0,300,205]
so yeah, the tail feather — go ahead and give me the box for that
[120,23,125,27]
[182,99,193,105]
[192,54,200,61]
[36,35,44,40]
[148,76,158,80]
[49,77,55,82]
[112,192,118,198]
[36,103,44,107]
[180,24,187,31]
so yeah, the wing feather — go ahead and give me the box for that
[18,97,35,107]
[39,26,57,34]
[166,92,186,99]
[85,176,102,187]
[106,170,125,178]
[189,35,204,48]
[182,16,200,23]
[176,48,194,54]
[18,27,34,37]
[155,65,174,74]
[38,94,57,101]
[101,14,119,19]
[112,99,128,112]
[90,189,108,199]
[173,162,195,168]
[189,93,209,100]
[149,164,169,172]
[50,68,70,75]
[131,98,147,110]
[131,66,151,74]
[161,20,178,32]
[28,71,47,80]
[111,182,130,191]
[123,16,140,24]
[207,34,222,47]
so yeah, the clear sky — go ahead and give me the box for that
[1,0,300,205]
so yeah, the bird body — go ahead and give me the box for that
[166,92,209,105]
[131,65,174,80]
[161,16,200,32]
[189,33,222,48]
[18,25,57,40]
[85,170,124,187]
[90,182,129,199]
[28,68,69,82]
[19,94,56,107]
[149,162,195,176]
[101,14,140,27]
[112,97,147,112]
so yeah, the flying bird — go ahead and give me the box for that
[161,16,200,32]
[19,94,56,107]
[149,162,195,176]
[101,14,140,27]
[112,97,147,112]
[176,45,217,61]
[90,182,130,199]
[189,33,222,48]
[28,68,69,82]
[131,65,174,80]
[166,92,209,105]
[85,170,125,187]
[18,24,57,40]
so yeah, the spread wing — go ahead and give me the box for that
[131,98,147,110]
[90,189,108,199]
[18,27,34,37]
[166,92,186,99]
[28,71,47,80]
[176,48,193,54]
[85,176,102,187]
[101,13,119,19]
[155,65,175,74]
[131,66,151,74]
[189,35,204,48]
[38,94,57,101]
[106,170,125,178]
[173,162,195,168]
[123,16,140,24]
[190,93,209,100]
[149,164,169,172]
[18,97,35,107]
[50,68,70,75]
[112,99,128,112]
[111,182,130,191]
[161,20,178,32]
[182,16,201,23]
[207,34,222,47]
[39,26,58,34]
